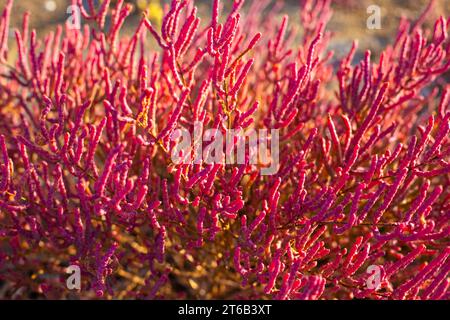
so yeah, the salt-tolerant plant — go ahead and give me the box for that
[0,0,448,300]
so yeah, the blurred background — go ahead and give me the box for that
[0,0,449,59]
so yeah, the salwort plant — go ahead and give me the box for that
[0,0,449,299]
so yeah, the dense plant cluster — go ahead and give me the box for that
[0,0,449,299]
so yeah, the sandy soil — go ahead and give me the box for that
[0,0,449,56]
